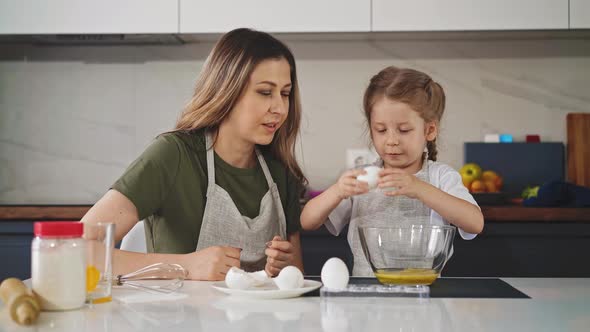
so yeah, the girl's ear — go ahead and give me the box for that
[425,121,438,141]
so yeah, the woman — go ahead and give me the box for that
[82,28,307,281]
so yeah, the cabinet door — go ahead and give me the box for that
[0,0,178,34]
[570,0,590,28]
[180,0,370,33]
[0,222,33,281]
[372,0,568,31]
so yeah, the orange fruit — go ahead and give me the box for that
[470,180,486,193]
[494,176,503,190]
[481,170,499,182]
[484,180,498,193]
[481,170,503,192]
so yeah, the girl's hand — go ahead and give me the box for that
[265,236,299,277]
[378,168,429,199]
[184,246,241,281]
[334,169,370,200]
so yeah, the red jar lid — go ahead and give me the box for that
[34,221,84,237]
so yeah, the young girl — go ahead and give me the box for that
[301,66,484,276]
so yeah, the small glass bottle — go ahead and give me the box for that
[31,222,86,311]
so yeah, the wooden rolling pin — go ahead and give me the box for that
[0,278,40,325]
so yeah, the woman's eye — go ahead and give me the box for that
[281,91,291,97]
[258,90,272,96]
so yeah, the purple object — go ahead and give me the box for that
[308,190,324,199]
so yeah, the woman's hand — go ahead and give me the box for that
[183,246,241,281]
[378,168,429,199]
[265,235,300,277]
[334,169,370,200]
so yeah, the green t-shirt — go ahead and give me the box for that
[112,129,303,253]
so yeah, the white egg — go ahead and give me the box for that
[273,266,304,290]
[225,267,256,290]
[321,257,349,290]
[356,166,381,190]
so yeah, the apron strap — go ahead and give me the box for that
[205,131,216,190]
[255,149,276,189]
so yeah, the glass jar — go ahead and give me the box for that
[31,221,86,311]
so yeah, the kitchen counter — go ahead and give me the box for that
[1,278,589,332]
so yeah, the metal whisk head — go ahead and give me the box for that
[115,263,188,294]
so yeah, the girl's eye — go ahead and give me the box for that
[375,128,386,133]
[400,129,413,133]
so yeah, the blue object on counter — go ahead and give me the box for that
[499,134,513,143]
[524,181,590,207]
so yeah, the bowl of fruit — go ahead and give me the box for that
[460,163,506,205]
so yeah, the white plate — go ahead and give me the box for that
[211,280,322,299]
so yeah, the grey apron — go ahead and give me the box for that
[349,159,432,276]
[196,132,287,272]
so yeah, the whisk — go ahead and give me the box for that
[114,263,188,294]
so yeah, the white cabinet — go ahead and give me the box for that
[180,0,370,33]
[0,0,178,34]
[0,0,578,35]
[372,0,568,31]
[570,0,590,28]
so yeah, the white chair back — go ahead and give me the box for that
[120,220,147,253]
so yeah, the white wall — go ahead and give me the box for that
[1,36,589,203]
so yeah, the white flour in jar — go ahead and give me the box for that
[32,241,86,310]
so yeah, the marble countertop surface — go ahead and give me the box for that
[1,278,589,332]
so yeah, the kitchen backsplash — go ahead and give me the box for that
[1,35,589,203]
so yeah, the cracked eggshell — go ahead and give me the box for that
[225,267,256,290]
[249,270,271,286]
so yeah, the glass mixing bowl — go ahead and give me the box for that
[358,224,456,286]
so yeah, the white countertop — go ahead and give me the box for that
[1,278,589,332]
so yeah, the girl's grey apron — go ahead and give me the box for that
[196,132,287,272]
[349,159,440,276]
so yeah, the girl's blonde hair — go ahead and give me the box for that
[363,66,445,161]
[175,28,306,185]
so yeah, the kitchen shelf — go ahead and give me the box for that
[0,205,91,221]
[1,205,590,222]
[480,206,590,222]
